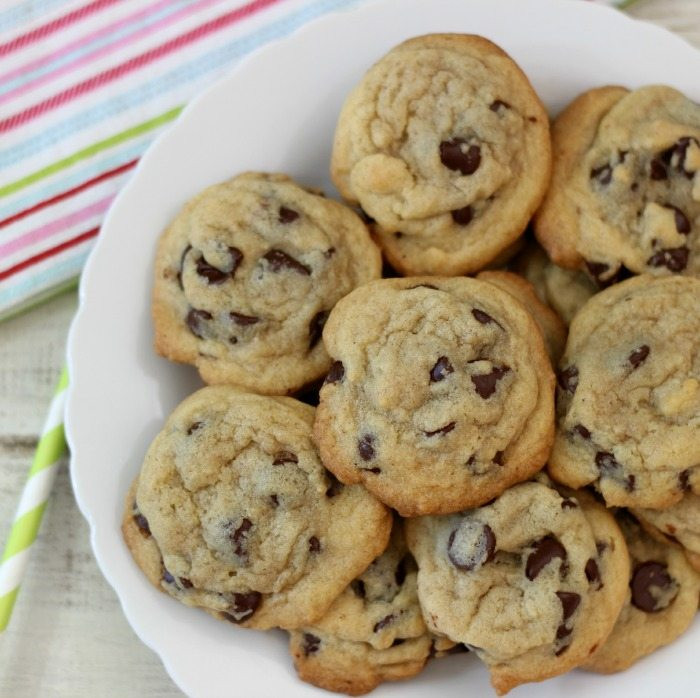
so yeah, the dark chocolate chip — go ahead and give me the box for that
[185,308,212,339]
[631,561,676,612]
[590,164,612,185]
[628,345,650,369]
[679,469,691,491]
[230,518,253,559]
[493,451,504,466]
[585,558,602,589]
[162,570,175,584]
[308,536,321,553]
[223,592,262,623]
[561,499,578,510]
[373,614,394,632]
[133,513,151,537]
[177,245,192,289]
[196,256,229,284]
[273,451,298,465]
[649,158,668,180]
[647,246,689,272]
[325,361,345,384]
[572,424,591,440]
[490,100,510,112]
[558,366,579,394]
[358,434,375,461]
[526,536,567,580]
[263,249,311,275]
[324,247,336,258]
[228,312,259,329]
[430,356,454,383]
[447,522,496,572]
[309,310,329,350]
[278,206,299,223]
[595,451,624,479]
[439,139,481,175]
[668,205,691,234]
[451,205,473,225]
[179,577,193,589]
[662,136,698,175]
[596,541,608,555]
[302,632,320,656]
[391,638,406,647]
[472,308,496,325]
[229,336,238,345]
[556,623,573,641]
[270,494,279,507]
[351,580,366,598]
[228,246,244,277]
[471,365,510,399]
[424,421,456,437]
[557,591,581,621]
[186,421,203,435]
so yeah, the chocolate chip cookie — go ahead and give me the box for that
[289,521,456,695]
[584,511,700,674]
[122,386,392,630]
[405,479,629,695]
[477,270,567,364]
[634,494,700,573]
[511,240,598,325]
[535,85,700,282]
[152,172,382,395]
[314,277,555,517]
[331,34,551,276]
[549,275,700,509]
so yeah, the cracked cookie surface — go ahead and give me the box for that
[549,275,700,508]
[536,85,700,282]
[584,512,700,674]
[289,521,456,695]
[314,277,555,517]
[122,386,391,630]
[152,172,381,394]
[405,479,629,695]
[331,33,551,275]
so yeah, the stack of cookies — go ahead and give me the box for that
[122,33,700,696]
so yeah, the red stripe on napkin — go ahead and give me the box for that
[0,0,122,57]
[0,0,284,134]
[0,227,99,282]
[0,159,138,230]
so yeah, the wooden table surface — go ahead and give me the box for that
[1,1,699,695]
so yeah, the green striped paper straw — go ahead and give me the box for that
[0,368,68,632]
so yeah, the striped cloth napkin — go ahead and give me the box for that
[0,0,634,320]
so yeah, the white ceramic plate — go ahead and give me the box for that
[66,0,700,695]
